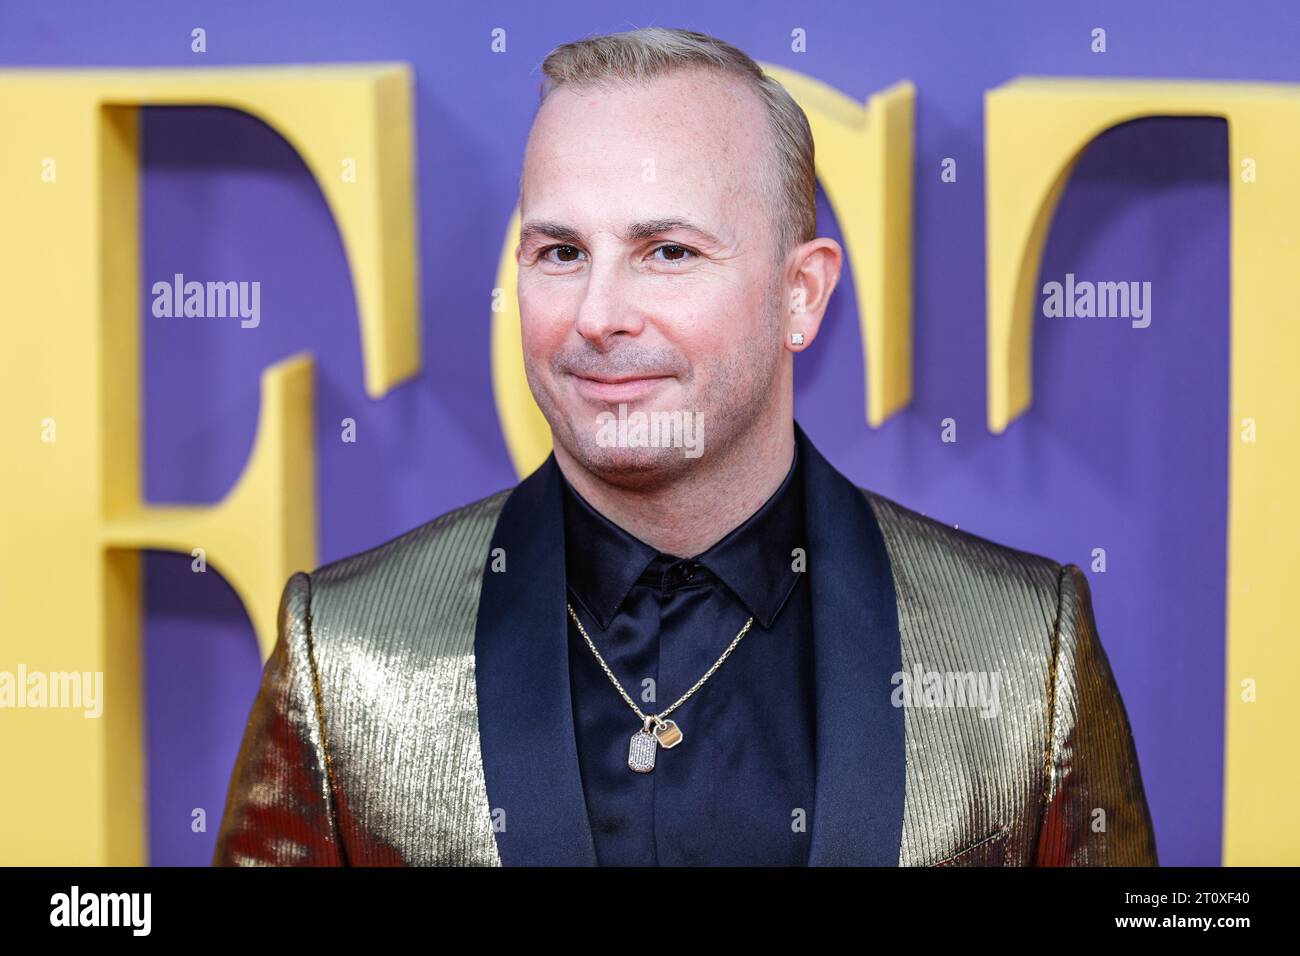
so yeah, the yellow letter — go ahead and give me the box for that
[985,77,1300,864]
[0,64,420,864]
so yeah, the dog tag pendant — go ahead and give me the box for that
[628,718,658,773]
[654,719,683,749]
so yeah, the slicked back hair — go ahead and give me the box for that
[533,26,817,265]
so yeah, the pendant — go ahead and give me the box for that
[628,719,658,773]
[654,719,683,749]
[628,717,685,772]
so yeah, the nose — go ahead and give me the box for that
[573,254,645,347]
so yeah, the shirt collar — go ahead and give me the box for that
[561,442,805,631]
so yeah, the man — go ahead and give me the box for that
[213,27,1157,866]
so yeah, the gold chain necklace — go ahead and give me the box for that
[566,601,755,773]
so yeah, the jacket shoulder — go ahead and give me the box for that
[861,487,1068,620]
[254,488,512,866]
[315,487,510,581]
[303,486,513,648]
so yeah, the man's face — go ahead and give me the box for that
[516,68,788,487]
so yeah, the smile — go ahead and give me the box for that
[571,373,673,403]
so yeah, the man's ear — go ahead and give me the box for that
[783,237,844,351]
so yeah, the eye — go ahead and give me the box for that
[651,243,697,264]
[539,244,586,264]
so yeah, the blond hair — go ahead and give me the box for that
[536,27,816,262]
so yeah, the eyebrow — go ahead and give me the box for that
[518,217,723,248]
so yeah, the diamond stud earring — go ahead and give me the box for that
[790,332,805,346]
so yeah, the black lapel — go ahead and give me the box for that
[474,454,598,865]
[797,423,906,866]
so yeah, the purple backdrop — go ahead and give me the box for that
[3,0,1262,865]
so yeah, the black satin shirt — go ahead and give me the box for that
[560,445,815,865]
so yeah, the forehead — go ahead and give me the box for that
[520,68,774,230]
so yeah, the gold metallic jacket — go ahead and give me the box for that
[213,426,1158,866]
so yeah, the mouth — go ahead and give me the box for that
[570,372,673,403]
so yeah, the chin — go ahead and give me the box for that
[563,430,698,488]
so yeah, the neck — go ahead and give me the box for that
[554,415,796,557]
